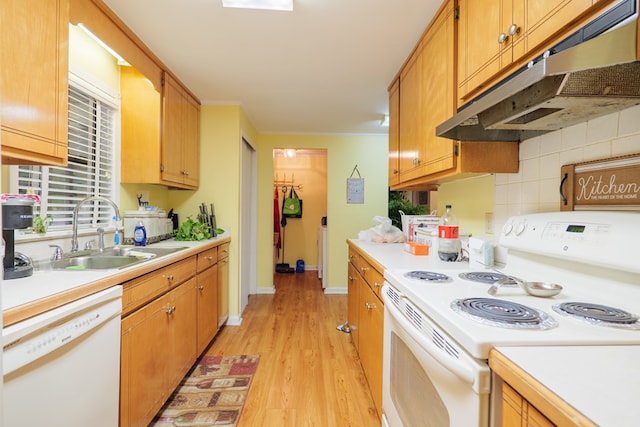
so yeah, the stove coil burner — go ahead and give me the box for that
[553,302,640,329]
[451,297,558,330]
[404,271,451,283]
[458,272,519,286]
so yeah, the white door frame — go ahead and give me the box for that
[240,135,257,314]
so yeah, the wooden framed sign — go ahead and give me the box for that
[560,153,640,211]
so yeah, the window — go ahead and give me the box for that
[13,74,119,232]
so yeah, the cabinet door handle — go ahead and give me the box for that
[166,305,176,314]
[348,275,354,281]
[508,23,520,36]
[198,285,205,291]
[374,282,381,288]
[165,274,175,281]
[361,267,369,273]
[498,32,508,44]
[365,302,377,310]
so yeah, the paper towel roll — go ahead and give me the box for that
[469,237,494,267]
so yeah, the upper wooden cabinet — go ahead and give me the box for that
[388,79,400,187]
[457,0,617,106]
[72,0,200,189]
[161,73,200,189]
[1,0,69,166]
[120,68,200,189]
[389,0,518,189]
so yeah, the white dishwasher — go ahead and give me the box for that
[2,285,122,427]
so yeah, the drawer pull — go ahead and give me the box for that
[198,285,205,291]
[365,302,377,310]
[165,274,175,281]
[374,282,381,288]
[166,305,176,314]
[361,267,369,273]
[206,256,214,261]
[348,275,354,281]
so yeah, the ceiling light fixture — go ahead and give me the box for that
[77,23,131,66]
[221,0,293,11]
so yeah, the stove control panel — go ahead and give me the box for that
[500,211,639,273]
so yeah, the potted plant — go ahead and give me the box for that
[32,214,52,234]
[388,190,426,229]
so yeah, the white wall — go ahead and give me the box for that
[493,104,640,230]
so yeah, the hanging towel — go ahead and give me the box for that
[274,187,282,254]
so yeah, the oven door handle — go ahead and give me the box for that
[383,290,475,386]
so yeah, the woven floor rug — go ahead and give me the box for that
[151,354,260,427]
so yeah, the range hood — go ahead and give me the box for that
[437,16,640,142]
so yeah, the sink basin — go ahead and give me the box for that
[52,256,144,270]
[97,246,188,258]
[52,246,188,270]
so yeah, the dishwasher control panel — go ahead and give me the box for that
[2,286,122,375]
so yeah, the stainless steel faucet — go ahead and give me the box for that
[71,196,121,253]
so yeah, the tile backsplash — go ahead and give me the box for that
[493,104,640,234]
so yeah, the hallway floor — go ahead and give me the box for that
[205,271,381,426]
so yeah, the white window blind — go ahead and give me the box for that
[16,82,118,231]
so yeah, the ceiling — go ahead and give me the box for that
[101,0,442,135]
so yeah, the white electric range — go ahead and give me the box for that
[381,211,640,427]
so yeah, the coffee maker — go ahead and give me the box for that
[2,198,35,279]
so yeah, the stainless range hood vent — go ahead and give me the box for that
[437,11,640,142]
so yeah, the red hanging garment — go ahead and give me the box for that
[274,187,282,254]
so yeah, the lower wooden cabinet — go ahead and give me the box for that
[217,242,230,327]
[119,239,230,427]
[347,262,360,350]
[358,278,384,415]
[196,262,219,355]
[501,381,554,427]
[120,277,197,427]
[347,243,384,418]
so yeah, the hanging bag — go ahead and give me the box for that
[283,187,302,217]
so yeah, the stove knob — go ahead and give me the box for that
[502,221,513,236]
[515,222,526,235]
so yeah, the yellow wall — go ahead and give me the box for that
[68,24,120,90]
[274,152,328,267]
[435,174,494,237]
[168,105,258,318]
[257,134,388,292]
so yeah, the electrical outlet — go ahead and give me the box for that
[485,212,494,235]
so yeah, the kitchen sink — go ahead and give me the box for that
[52,246,188,270]
[96,246,188,258]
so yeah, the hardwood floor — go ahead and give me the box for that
[205,271,381,427]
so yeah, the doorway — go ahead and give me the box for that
[273,149,327,279]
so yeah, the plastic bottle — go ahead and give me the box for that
[134,221,147,246]
[438,205,460,262]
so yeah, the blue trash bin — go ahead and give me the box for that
[296,259,305,273]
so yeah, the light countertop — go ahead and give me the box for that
[2,232,230,326]
[347,239,471,272]
[493,346,640,427]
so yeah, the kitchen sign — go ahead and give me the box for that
[560,153,640,211]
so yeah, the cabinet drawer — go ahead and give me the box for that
[364,267,384,300]
[197,247,218,272]
[217,242,230,261]
[348,248,362,271]
[122,256,196,316]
